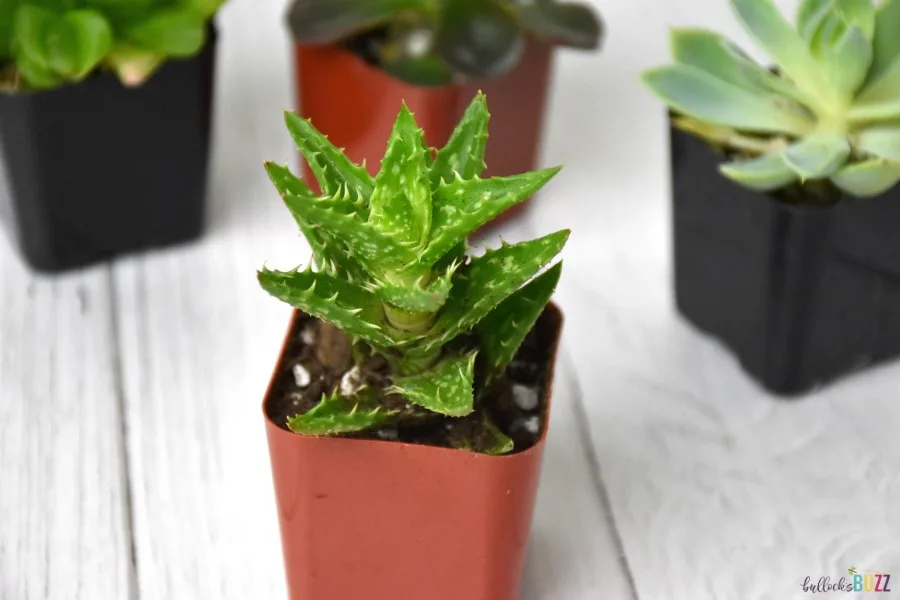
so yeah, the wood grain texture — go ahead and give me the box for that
[0,241,133,600]
[536,1,900,598]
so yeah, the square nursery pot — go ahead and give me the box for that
[263,303,563,600]
[292,39,554,226]
[671,124,900,396]
[0,29,217,273]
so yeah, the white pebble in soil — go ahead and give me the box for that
[376,429,399,440]
[340,365,363,396]
[292,363,311,388]
[511,383,539,411]
[523,416,541,435]
[300,325,316,346]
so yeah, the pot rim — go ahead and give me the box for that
[262,301,564,461]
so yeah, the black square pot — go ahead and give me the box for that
[0,29,217,273]
[671,125,900,396]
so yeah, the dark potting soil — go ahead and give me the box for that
[266,314,552,454]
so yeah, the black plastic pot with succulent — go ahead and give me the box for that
[287,0,603,86]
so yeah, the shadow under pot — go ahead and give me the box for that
[262,304,563,600]
[292,39,554,227]
[0,29,217,273]
[671,124,900,396]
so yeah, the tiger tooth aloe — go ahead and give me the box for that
[643,0,900,200]
[260,93,567,454]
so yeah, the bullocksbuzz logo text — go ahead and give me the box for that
[802,566,893,594]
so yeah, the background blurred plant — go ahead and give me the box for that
[0,0,224,92]
[288,0,603,86]
[644,0,900,202]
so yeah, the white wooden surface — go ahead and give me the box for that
[2,0,900,599]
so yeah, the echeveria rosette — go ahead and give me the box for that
[287,0,603,86]
[0,0,225,92]
[259,93,567,455]
[643,0,900,200]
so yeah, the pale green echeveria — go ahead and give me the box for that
[643,0,900,198]
[258,93,567,453]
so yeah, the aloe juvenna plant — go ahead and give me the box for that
[259,93,567,454]
[288,0,603,85]
[644,0,900,200]
[0,0,223,91]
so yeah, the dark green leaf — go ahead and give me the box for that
[514,1,602,49]
[288,0,427,44]
[436,0,523,79]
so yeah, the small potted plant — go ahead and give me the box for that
[260,94,567,599]
[0,0,223,272]
[286,0,602,218]
[643,0,900,395]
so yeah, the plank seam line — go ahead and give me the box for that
[106,265,141,600]
[561,347,641,600]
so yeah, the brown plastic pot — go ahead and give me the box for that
[292,40,554,226]
[263,303,563,600]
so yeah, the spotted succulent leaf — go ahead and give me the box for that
[422,230,570,354]
[389,353,477,417]
[284,111,373,207]
[369,104,432,249]
[421,168,561,266]
[287,387,395,435]
[258,268,401,347]
[430,92,489,189]
[478,262,562,383]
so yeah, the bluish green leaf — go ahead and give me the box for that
[838,0,875,40]
[421,168,561,267]
[258,268,402,347]
[284,111,374,207]
[478,262,561,382]
[816,23,871,97]
[797,0,833,40]
[868,0,900,84]
[855,125,900,160]
[389,353,476,417]
[287,388,394,435]
[370,103,431,250]
[423,230,569,354]
[830,159,900,196]
[781,132,851,179]
[643,65,813,136]
[671,28,815,107]
[430,92,489,189]
[720,152,799,191]
[731,0,834,102]
[853,58,900,120]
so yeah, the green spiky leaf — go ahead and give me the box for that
[287,388,394,435]
[371,267,456,313]
[258,268,401,347]
[423,231,569,354]
[390,353,477,417]
[421,168,561,266]
[720,153,799,190]
[284,111,374,207]
[830,159,900,196]
[430,92,489,189]
[369,104,431,249]
[478,262,562,382]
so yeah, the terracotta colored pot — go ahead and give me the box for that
[293,40,554,226]
[263,303,563,600]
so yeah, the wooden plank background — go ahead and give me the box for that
[2,0,898,599]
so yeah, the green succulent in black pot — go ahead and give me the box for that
[287,0,604,86]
